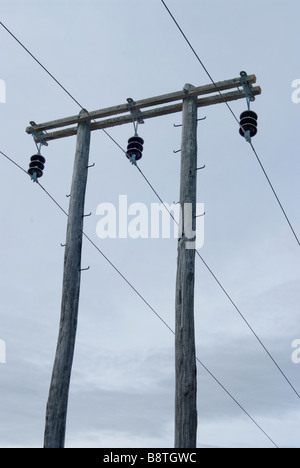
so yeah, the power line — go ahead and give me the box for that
[137,161,300,401]
[0,19,291,445]
[1,19,296,368]
[196,358,279,448]
[196,251,300,399]
[160,0,300,247]
[0,14,296,401]
[38,186,279,450]
[0,148,279,448]
[36,183,174,335]
[1,16,298,247]
[0,149,173,336]
[159,0,245,127]
[12,18,289,401]
[249,142,300,246]
[2,19,296,376]
[0,22,84,110]
[0,22,129,158]
[0,150,29,176]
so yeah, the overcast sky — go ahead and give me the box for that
[0,0,299,448]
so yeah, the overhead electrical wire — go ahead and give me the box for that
[138,166,300,401]
[0,10,296,386]
[37,182,175,335]
[0,149,173,337]
[0,21,127,157]
[0,148,279,448]
[160,0,300,247]
[0,22,83,110]
[0,16,297,420]
[1,19,296,446]
[0,150,29,176]
[37,181,278,449]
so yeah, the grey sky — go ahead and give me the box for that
[0,0,299,448]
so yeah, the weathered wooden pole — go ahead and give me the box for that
[44,110,91,448]
[24,74,260,448]
[175,84,198,448]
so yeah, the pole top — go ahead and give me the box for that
[79,108,89,116]
[183,83,195,93]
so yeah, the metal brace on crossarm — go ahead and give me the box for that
[127,98,144,136]
[239,71,255,110]
[30,121,49,154]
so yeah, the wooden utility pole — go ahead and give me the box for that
[44,110,91,448]
[175,84,198,448]
[26,74,260,448]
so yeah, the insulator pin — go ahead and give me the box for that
[28,154,46,179]
[239,110,258,138]
[126,136,144,162]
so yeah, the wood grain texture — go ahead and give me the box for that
[33,86,261,142]
[26,75,258,135]
[44,111,91,448]
[175,84,198,448]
